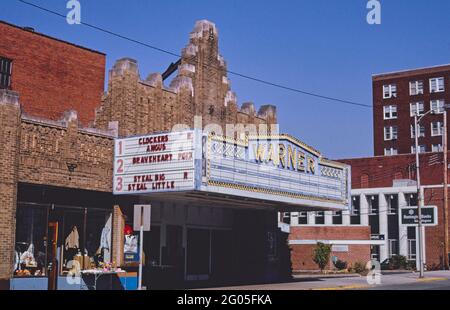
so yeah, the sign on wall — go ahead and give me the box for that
[400,206,438,226]
[113,131,197,195]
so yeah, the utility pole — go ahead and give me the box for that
[443,109,449,270]
[414,114,425,278]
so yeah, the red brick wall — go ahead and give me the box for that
[337,155,450,268]
[0,21,105,125]
[338,153,447,189]
[373,65,450,156]
[423,188,449,268]
[289,226,371,271]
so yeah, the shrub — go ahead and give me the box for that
[389,255,408,270]
[352,261,367,274]
[334,259,348,270]
[313,242,332,271]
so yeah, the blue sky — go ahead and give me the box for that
[2,0,450,159]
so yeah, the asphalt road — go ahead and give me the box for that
[197,271,450,290]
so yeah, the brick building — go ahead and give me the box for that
[373,64,450,156]
[0,20,106,125]
[1,20,351,290]
[288,151,450,271]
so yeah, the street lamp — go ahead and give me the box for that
[413,110,434,278]
[414,105,450,277]
[442,105,450,271]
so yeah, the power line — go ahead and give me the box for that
[16,0,372,109]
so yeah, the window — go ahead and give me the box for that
[384,126,398,141]
[332,211,342,225]
[298,212,307,225]
[388,239,399,258]
[407,227,416,261]
[384,148,398,156]
[383,84,397,99]
[0,56,12,89]
[430,77,445,93]
[315,211,325,225]
[406,194,418,206]
[14,204,112,279]
[387,194,398,215]
[411,124,425,138]
[432,144,443,152]
[431,99,445,114]
[410,102,424,117]
[281,212,291,225]
[383,105,398,120]
[411,145,426,154]
[368,195,379,215]
[431,121,444,136]
[351,196,361,225]
[410,80,424,95]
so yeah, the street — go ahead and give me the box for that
[196,271,450,290]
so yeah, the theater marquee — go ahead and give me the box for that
[114,130,351,210]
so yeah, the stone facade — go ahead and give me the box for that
[0,90,21,280]
[0,89,117,280]
[95,20,277,138]
[0,20,281,283]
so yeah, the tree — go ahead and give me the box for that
[313,242,332,271]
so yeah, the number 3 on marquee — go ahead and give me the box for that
[116,177,123,192]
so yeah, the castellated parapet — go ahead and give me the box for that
[95,20,278,138]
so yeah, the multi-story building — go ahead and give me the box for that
[373,64,450,156]
[288,152,449,271]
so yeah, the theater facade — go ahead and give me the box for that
[0,20,350,290]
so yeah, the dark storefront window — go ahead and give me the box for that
[14,207,48,277]
[14,203,112,278]
[187,228,210,276]
[0,56,12,89]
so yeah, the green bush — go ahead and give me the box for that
[333,259,348,270]
[313,242,332,271]
[389,255,408,269]
[352,261,367,274]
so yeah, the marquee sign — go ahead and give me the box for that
[204,134,351,209]
[113,130,198,195]
[113,130,351,210]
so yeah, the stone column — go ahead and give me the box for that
[342,209,351,226]
[307,212,316,225]
[325,211,333,225]
[398,193,408,257]
[112,205,125,267]
[379,193,389,261]
[0,90,21,283]
[360,194,369,226]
